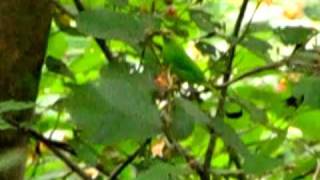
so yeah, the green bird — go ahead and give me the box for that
[162,38,205,83]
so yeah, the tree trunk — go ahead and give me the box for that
[0,0,52,179]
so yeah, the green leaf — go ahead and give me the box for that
[66,62,161,144]
[170,98,210,140]
[136,162,181,180]
[241,36,272,62]
[233,46,266,76]
[293,110,320,141]
[304,4,320,21]
[293,76,320,108]
[243,154,282,175]
[212,118,250,157]
[69,40,105,74]
[47,32,68,58]
[274,26,317,45]
[0,100,34,114]
[189,9,221,32]
[109,0,128,7]
[234,97,268,125]
[259,132,286,155]
[285,156,316,180]
[0,117,11,130]
[77,10,159,45]
[70,138,100,165]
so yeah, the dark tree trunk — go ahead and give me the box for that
[0,0,52,179]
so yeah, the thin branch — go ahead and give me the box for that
[218,59,289,88]
[203,130,216,178]
[203,0,250,179]
[47,143,92,180]
[27,128,76,155]
[72,0,115,62]
[108,138,151,180]
[4,118,88,179]
[27,129,89,179]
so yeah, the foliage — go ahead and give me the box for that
[1,0,320,179]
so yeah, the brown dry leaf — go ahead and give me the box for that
[154,70,171,91]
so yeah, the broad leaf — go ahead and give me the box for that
[293,76,320,108]
[304,4,320,21]
[243,154,282,175]
[136,162,182,180]
[234,97,268,125]
[171,97,210,140]
[189,9,221,32]
[274,26,317,45]
[212,118,250,157]
[0,100,34,114]
[67,63,161,144]
[77,10,159,45]
[241,36,272,62]
[293,110,320,141]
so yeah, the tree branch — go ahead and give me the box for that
[203,0,250,179]
[4,118,89,179]
[27,129,90,179]
[48,144,92,180]
[72,0,115,62]
[27,128,76,155]
[108,138,151,180]
[218,59,289,88]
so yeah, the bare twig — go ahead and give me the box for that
[203,1,250,179]
[28,129,90,179]
[72,0,115,62]
[218,59,289,87]
[108,138,151,180]
[27,128,76,155]
[47,144,92,180]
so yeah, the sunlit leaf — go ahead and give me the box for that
[293,110,320,141]
[243,154,282,175]
[274,26,317,45]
